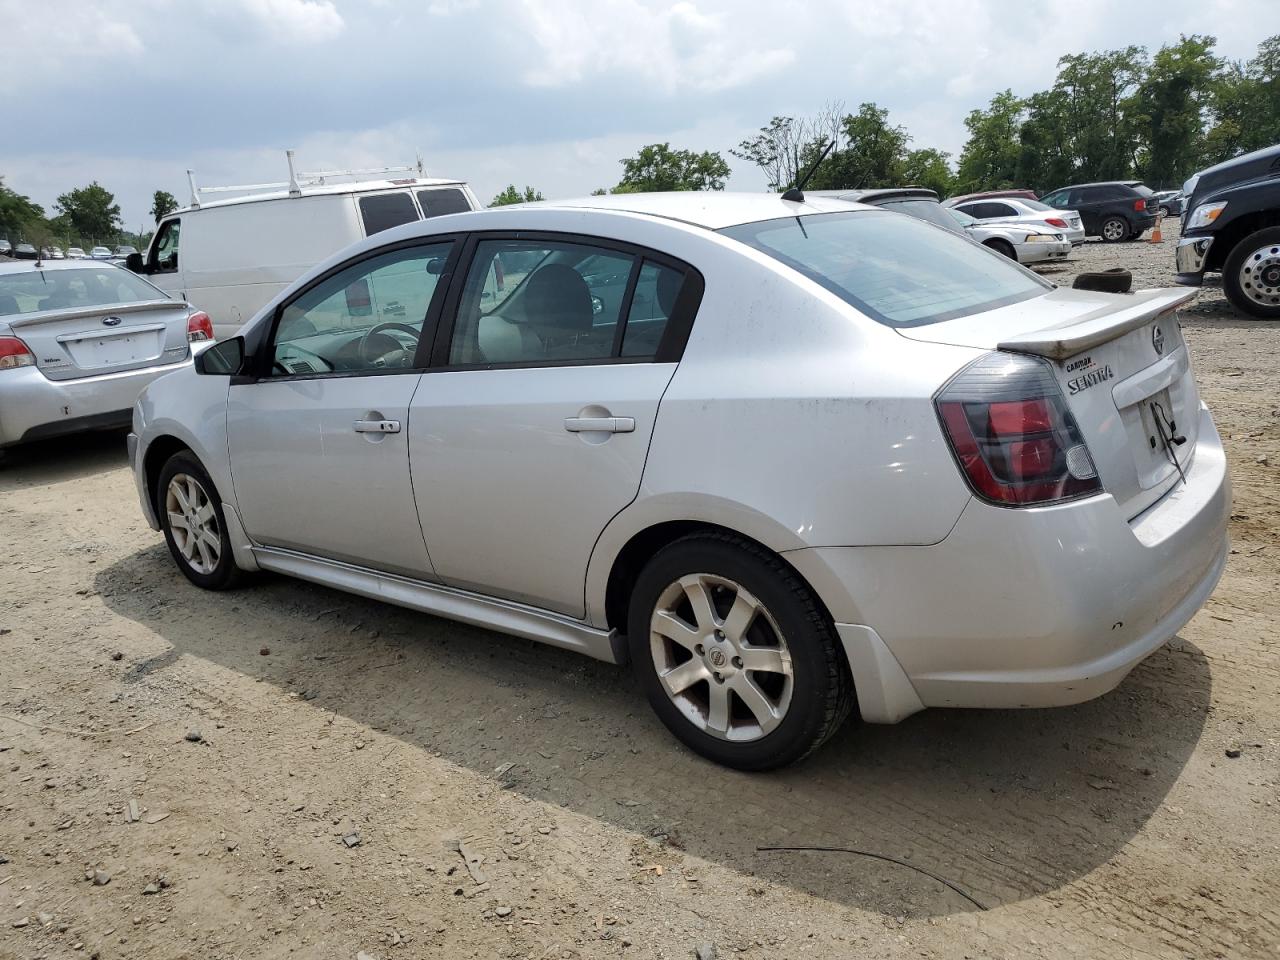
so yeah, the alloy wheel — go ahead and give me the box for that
[165,473,221,575]
[1102,218,1126,241]
[1239,244,1280,309]
[649,573,794,742]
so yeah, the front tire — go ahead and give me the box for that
[1223,227,1280,319]
[157,451,245,590]
[985,239,1017,261]
[628,532,854,770]
[1100,216,1129,243]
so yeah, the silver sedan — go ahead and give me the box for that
[0,260,213,451]
[947,208,1071,264]
[946,197,1086,246]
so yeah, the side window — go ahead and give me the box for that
[449,240,634,365]
[358,193,419,236]
[986,202,1017,218]
[150,219,180,273]
[418,189,472,218]
[270,241,453,377]
[965,202,998,219]
[1040,191,1065,208]
[622,261,684,358]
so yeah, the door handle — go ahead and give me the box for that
[563,416,635,434]
[353,419,401,434]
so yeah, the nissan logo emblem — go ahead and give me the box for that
[1151,324,1164,356]
[102,316,123,326]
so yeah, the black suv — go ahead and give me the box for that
[1176,143,1280,319]
[1038,181,1159,242]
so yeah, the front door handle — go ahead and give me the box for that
[563,416,635,434]
[353,419,401,434]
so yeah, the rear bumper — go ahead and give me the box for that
[788,403,1230,718]
[0,357,193,448]
[1175,236,1214,285]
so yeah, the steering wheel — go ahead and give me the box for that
[358,322,422,366]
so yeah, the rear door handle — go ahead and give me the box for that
[353,419,401,434]
[563,416,635,434]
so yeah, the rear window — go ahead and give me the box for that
[418,188,472,218]
[877,199,965,235]
[358,192,420,235]
[0,267,167,316]
[721,211,1048,328]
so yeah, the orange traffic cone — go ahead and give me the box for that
[1150,212,1164,244]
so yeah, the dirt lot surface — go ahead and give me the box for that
[2,233,1279,960]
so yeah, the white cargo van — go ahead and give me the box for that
[131,155,482,338]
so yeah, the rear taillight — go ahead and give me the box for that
[1134,199,1147,212]
[0,336,35,370]
[935,352,1101,506]
[1045,217,1068,228]
[187,311,214,342]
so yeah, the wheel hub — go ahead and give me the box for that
[1241,245,1280,307]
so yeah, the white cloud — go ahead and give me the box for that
[234,0,345,42]
[0,0,145,77]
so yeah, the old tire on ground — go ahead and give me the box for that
[157,450,246,590]
[1073,267,1133,294]
[1223,226,1280,320]
[627,531,854,770]
[1100,216,1129,243]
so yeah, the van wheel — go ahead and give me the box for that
[627,532,854,770]
[1100,216,1128,242]
[1223,226,1280,319]
[157,451,246,590]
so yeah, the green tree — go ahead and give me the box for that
[54,182,121,242]
[1207,34,1280,162]
[151,189,178,223]
[590,187,608,196]
[489,185,544,206]
[1134,36,1222,188]
[807,102,910,190]
[1054,47,1149,181]
[0,176,46,239]
[1017,89,1075,192]
[955,89,1025,192]
[902,148,954,197]
[614,143,731,192]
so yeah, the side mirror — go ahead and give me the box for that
[195,336,245,376]
[125,252,145,273]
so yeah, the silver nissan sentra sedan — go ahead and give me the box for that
[0,259,213,452]
[128,191,1229,770]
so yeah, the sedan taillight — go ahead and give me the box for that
[0,336,35,370]
[187,311,214,342]
[935,352,1101,506]
[1045,217,1068,228]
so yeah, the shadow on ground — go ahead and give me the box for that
[96,543,1210,919]
[0,429,130,486]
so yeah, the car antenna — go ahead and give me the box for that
[782,140,834,203]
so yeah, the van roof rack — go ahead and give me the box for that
[185,149,428,208]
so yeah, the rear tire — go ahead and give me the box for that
[157,451,246,590]
[1223,226,1280,320]
[627,531,854,770]
[1100,216,1128,243]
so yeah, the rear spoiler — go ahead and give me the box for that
[6,299,191,330]
[997,288,1197,361]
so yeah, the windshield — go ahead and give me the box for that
[0,266,168,316]
[721,211,1048,328]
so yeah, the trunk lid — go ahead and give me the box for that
[902,287,1201,519]
[7,300,192,381]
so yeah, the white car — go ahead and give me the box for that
[129,192,1229,770]
[66,247,87,259]
[0,260,213,450]
[89,246,113,259]
[945,196,1087,246]
[947,208,1071,264]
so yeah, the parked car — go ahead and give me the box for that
[1176,142,1280,319]
[13,243,38,260]
[1037,182,1159,242]
[945,188,1040,206]
[66,247,87,259]
[946,207,1071,264]
[810,188,1071,264]
[946,196,1086,246]
[114,245,138,258]
[0,260,214,452]
[128,157,482,339]
[0,240,12,258]
[1152,190,1185,217]
[128,191,1229,770]
[41,246,65,260]
[89,246,113,259]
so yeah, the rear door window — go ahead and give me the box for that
[358,192,420,236]
[418,188,472,218]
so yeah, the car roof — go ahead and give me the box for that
[1048,181,1142,190]
[0,258,130,275]
[498,191,870,230]
[807,188,939,203]
[179,176,468,214]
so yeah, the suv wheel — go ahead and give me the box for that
[1100,216,1128,243]
[157,451,246,590]
[1223,226,1280,320]
[628,532,854,770]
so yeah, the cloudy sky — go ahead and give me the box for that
[2,0,1274,228]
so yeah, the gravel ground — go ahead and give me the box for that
[2,229,1279,960]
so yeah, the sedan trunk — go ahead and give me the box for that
[6,300,192,381]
